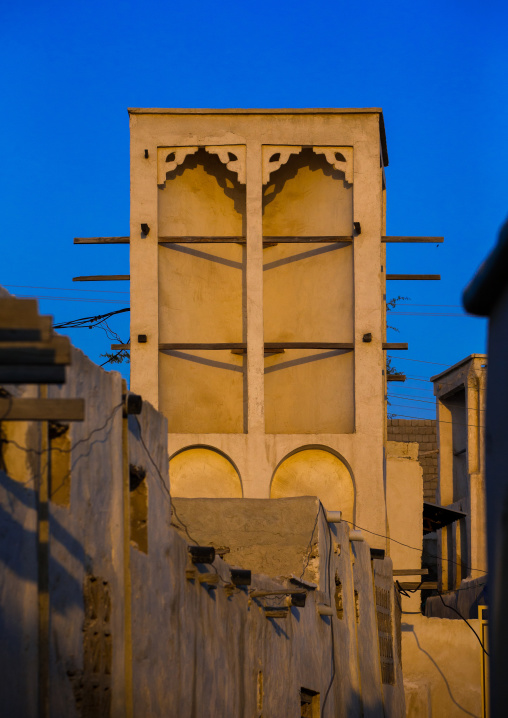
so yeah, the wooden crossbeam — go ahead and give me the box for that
[393,569,429,576]
[0,398,85,421]
[74,237,130,244]
[73,275,130,282]
[396,581,437,590]
[386,274,441,280]
[0,300,53,342]
[158,236,354,244]
[262,236,353,243]
[159,343,247,351]
[114,342,402,352]
[0,366,66,384]
[382,237,444,243]
[112,342,356,352]
[0,336,71,365]
[159,236,245,243]
[387,374,406,382]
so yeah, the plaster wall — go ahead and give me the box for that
[129,109,388,547]
[385,441,423,612]
[402,614,482,717]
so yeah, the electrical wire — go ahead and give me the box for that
[2,284,130,294]
[343,519,487,575]
[53,307,130,330]
[387,355,452,367]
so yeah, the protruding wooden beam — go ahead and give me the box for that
[396,581,437,590]
[0,366,66,384]
[382,237,444,243]
[113,341,356,352]
[387,373,406,382]
[393,569,429,576]
[0,337,71,365]
[73,275,130,282]
[0,398,85,421]
[383,343,408,350]
[386,274,440,280]
[74,237,130,244]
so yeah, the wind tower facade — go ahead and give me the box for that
[127,108,410,543]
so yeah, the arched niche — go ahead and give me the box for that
[270,447,355,522]
[262,147,353,237]
[169,446,243,498]
[158,146,246,237]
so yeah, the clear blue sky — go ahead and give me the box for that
[2,0,507,418]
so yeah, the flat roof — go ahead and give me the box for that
[127,107,389,166]
[430,353,487,383]
[128,107,383,115]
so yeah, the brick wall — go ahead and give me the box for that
[387,419,438,503]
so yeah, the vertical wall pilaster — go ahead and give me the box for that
[246,144,264,436]
[130,118,159,407]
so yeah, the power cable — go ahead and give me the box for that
[387,356,451,367]
[53,307,130,330]
[2,284,130,294]
[343,519,487,575]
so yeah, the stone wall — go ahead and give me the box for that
[388,419,438,503]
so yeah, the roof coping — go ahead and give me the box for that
[127,107,388,166]
[430,354,487,383]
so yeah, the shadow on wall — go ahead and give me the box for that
[0,470,86,608]
[270,447,356,523]
[169,445,243,498]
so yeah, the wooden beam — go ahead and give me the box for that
[393,569,429,576]
[115,342,356,352]
[386,274,441,280]
[264,342,354,350]
[159,343,247,351]
[74,237,130,244]
[262,236,353,243]
[387,374,406,382]
[382,236,444,243]
[158,236,354,244]
[73,275,130,282]
[382,343,408,350]
[396,581,437,590]
[159,236,245,243]
[0,336,71,365]
[0,398,85,421]
[0,366,66,384]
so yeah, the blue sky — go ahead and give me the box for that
[1,0,507,418]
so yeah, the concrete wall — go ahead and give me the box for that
[387,420,438,503]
